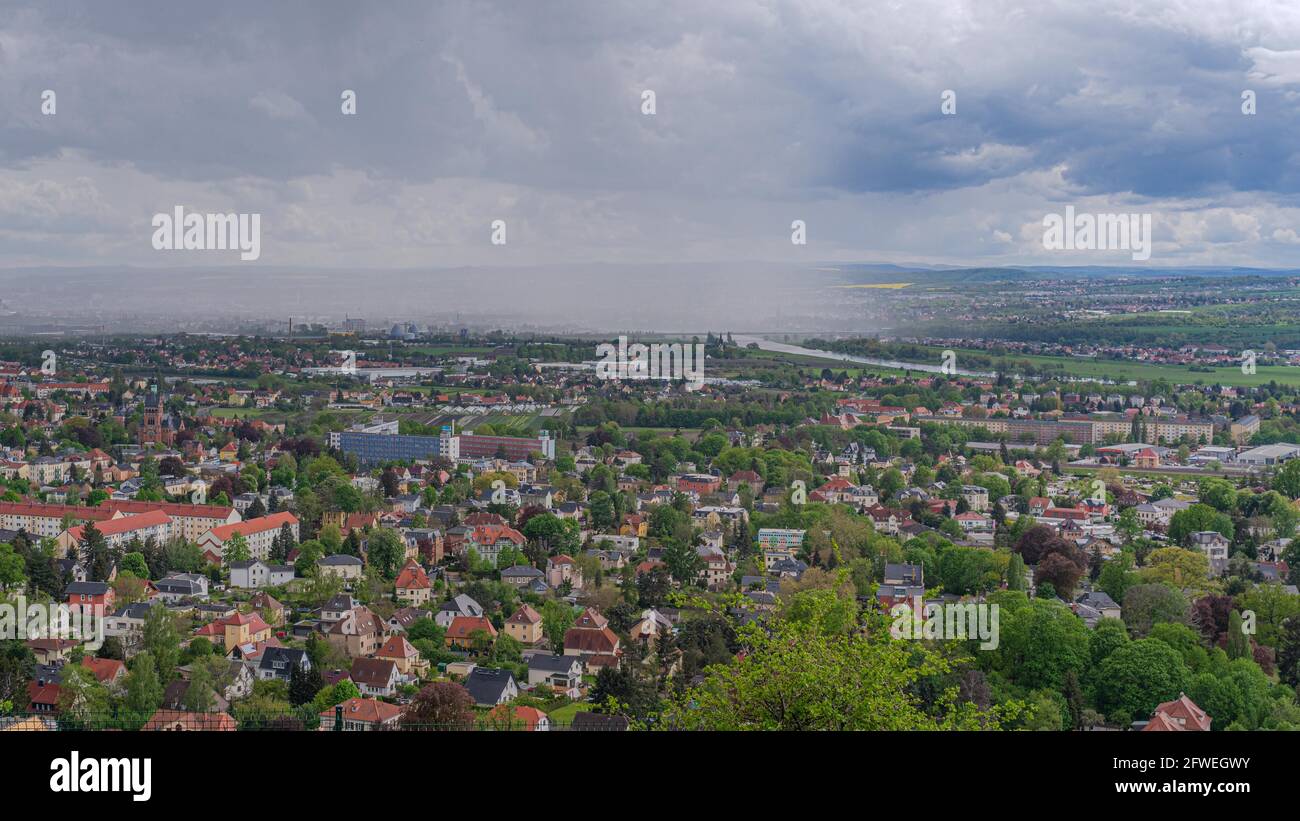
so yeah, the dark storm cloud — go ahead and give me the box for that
[2,0,1300,270]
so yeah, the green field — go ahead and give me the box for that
[208,407,277,419]
[404,345,496,356]
[790,343,1300,388]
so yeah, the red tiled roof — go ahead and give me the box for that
[142,710,237,731]
[376,635,419,660]
[507,604,541,625]
[81,657,125,683]
[446,615,497,640]
[0,501,117,521]
[206,510,298,541]
[395,561,430,590]
[105,499,236,519]
[564,625,619,654]
[67,509,170,540]
[321,697,403,725]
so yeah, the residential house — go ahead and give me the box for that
[394,559,432,606]
[257,646,310,683]
[463,667,518,707]
[229,560,295,590]
[445,615,497,651]
[504,604,544,646]
[1142,693,1212,732]
[375,635,430,679]
[526,653,583,698]
[318,697,404,731]
[317,553,364,581]
[349,657,401,698]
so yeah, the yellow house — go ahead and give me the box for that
[504,604,544,646]
[375,635,430,679]
[620,515,648,538]
[196,611,273,652]
[320,510,347,531]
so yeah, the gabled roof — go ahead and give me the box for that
[1150,693,1211,731]
[376,635,420,661]
[395,560,431,590]
[142,709,237,731]
[571,607,607,629]
[506,604,541,626]
[80,656,126,683]
[564,625,619,654]
[321,697,403,725]
[446,615,496,640]
[258,646,308,672]
[528,653,582,674]
[463,667,516,705]
[349,657,399,687]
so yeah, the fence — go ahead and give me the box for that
[0,709,632,732]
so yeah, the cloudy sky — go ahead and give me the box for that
[4,0,1300,270]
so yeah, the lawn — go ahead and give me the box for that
[547,701,592,724]
[208,407,275,419]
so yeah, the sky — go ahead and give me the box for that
[4,0,1300,271]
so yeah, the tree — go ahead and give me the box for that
[589,491,615,530]
[1115,506,1142,543]
[636,565,672,607]
[1198,477,1238,512]
[79,521,118,582]
[0,542,26,589]
[1276,615,1300,688]
[520,513,576,554]
[142,604,180,683]
[318,524,343,554]
[365,528,406,580]
[1273,458,1300,499]
[994,597,1090,690]
[295,539,325,577]
[406,618,445,645]
[541,600,575,654]
[57,663,109,727]
[1121,584,1189,637]
[1168,504,1234,546]
[289,661,324,706]
[1098,551,1138,604]
[1095,639,1189,721]
[1013,524,1063,565]
[222,533,252,569]
[119,551,150,579]
[662,539,704,586]
[668,594,1004,730]
[1226,610,1251,660]
[0,640,35,710]
[271,522,295,563]
[1034,552,1084,600]
[123,650,163,725]
[402,682,475,730]
[1141,547,1211,592]
[1089,617,1130,667]
[183,663,216,712]
[1006,552,1027,591]
[245,496,267,520]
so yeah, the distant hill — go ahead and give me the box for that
[828,262,1300,283]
